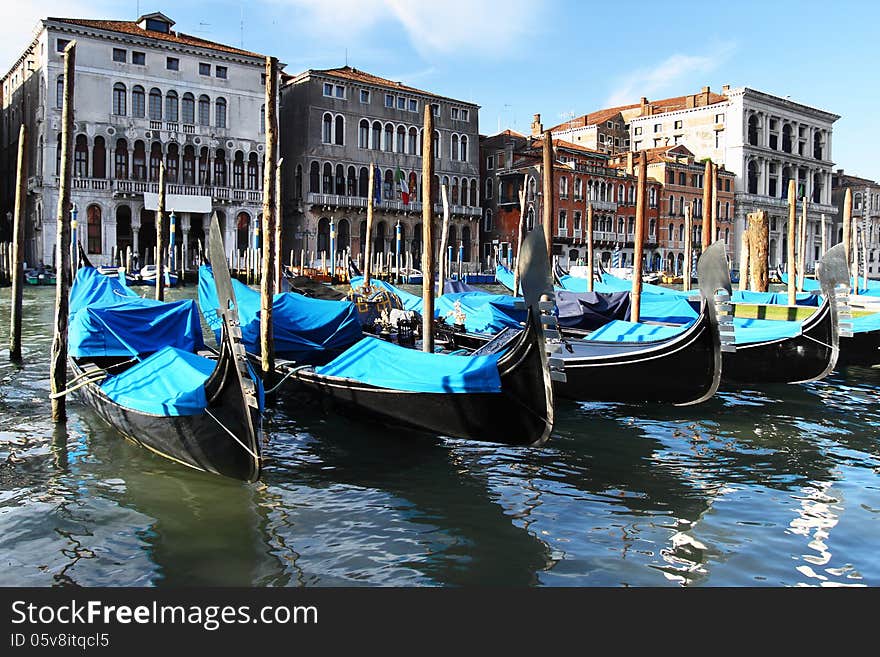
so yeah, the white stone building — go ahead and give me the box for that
[0,12,273,268]
[627,86,840,270]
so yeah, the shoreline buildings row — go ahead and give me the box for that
[1,11,877,278]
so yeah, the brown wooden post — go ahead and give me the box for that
[155,161,166,301]
[710,163,719,244]
[842,188,852,274]
[820,213,827,256]
[542,131,554,263]
[738,225,750,292]
[421,105,435,353]
[701,159,712,249]
[787,179,797,305]
[797,196,807,292]
[438,184,450,296]
[512,174,528,296]
[50,41,75,422]
[9,124,27,360]
[586,201,594,293]
[274,157,283,289]
[260,55,278,382]
[747,210,769,293]
[364,164,375,287]
[631,152,647,323]
[683,203,693,292]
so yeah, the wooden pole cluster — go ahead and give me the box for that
[364,164,375,287]
[701,159,713,249]
[586,202,594,293]
[542,131,554,263]
[786,179,797,305]
[50,41,76,422]
[9,124,27,360]
[631,152,647,323]
[683,204,693,292]
[260,55,279,382]
[438,184,450,296]
[274,157,283,289]
[745,210,769,292]
[155,161,166,301]
[421,105,435,353]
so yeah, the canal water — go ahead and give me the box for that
[0,283,878,586]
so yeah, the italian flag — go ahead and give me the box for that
[396,167,410,204]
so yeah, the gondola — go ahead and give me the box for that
[66,215,262,481]
[720,243,847,384]
[258,230,556,446]
[139,264,180,287]
[448,241,731,406]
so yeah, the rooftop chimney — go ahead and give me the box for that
[721,84,730,94]
[531,113,543,137]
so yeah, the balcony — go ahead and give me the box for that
[52,176,264,205]
[558,228,568,238]
[573,229,582,239]
[737,192,837,215]
[587,199,618,212]
[305,192,481,217]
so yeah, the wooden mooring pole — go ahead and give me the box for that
[585,201,594,293]
[155,161,166,301]
[683,203,693,292]
[261,55,278,383]
[9,124,27,360]
[421,105,435,353]
[842,188,852,281]
[50,41,76,422]
[274,157,283,289]
[364,164,375,287]
[438,184,450,296]
[747,210,769,292]
[631,152,646,323]
[701,159,712,250]
[787,179,797,305]
[542,131,554,263]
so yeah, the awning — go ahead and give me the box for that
[143,193,212,214]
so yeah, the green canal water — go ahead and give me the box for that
[0,283,878,586]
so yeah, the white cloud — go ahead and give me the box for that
[270,0,537,58]
[606,42,736,107]
[0,0,113,72]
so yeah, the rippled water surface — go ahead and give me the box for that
[0,284,878,587]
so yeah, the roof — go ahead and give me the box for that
[47,17,264,59]
[292,66,478,106]
[834,172,877,187]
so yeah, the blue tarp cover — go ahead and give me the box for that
[732,290,820,306]
[316,336,502,393]
[638,294,700,324]
[495,264,515,292]
[558,272,700,298]
[69,267,204,358]
[100,346,215,416]
[349,276,424,312]
[435,291,525,334]
[852,311,880,333]
[585,319,693,343]
[733,317,802,344]
[199,266,362,363]
[555,290,631,330]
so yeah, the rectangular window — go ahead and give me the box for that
[606,121,613,129]
[56,39,70,52]
[451,107,459,120]
[558,210,567,230]
[216,66,227,79]
[261,73,266,85]
[574,211,581,230]
[360,89,370,103]
[166,57,179,71]
[112,48,126,63]
[385,94,394,107]
[634,140,642,150]
[432,103,440,116]
[132,51,145,65]
[397,96,406,110]
[335,85,345,99]
[674,120,683,129]
[715,113,724,123]
[634,126,642,135]
[460,109,469,121]
[654,123,662,133]
[324,83,334,97]
[673,135,681,144]
[409,99,418,112]
[487,155,494,170]
[199,62,211,76]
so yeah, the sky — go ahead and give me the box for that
[3,0,879,178]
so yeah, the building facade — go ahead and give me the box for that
[831,170,880,278]
[0,12,270,268]
[278,66,481,270]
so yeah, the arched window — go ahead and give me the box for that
[358,119,369,149]
[233,151,245,188]
[335,163,345,196]
[149,142,162,181]
[166,143,179,183]
[56,76,64,108]
[617,184,624,203]
[462,226,471,262]
[112,82,126,115]
[92,136,106,179]
[668,224,674,241]
[451,134,459,161]
[408,127,418,154]
[451,177,459,205]
[114,138,129,179]
[133,140,146,180]
[484,209,493,232]
[74,134,88,177]
[470,178,478,206]
[384,169,394,199]
[247,152,259,190]
[460,135,468,162]
[679,224,685,241]
[236,212,250,251]
[337,218,351,250]
[182,93,195,124]
[183,145,196,185]
[747,161,759,195]
[310,161,320,193]
[725,201,730,219]
[668,194,674,215]
[165,90,178,122]
[396,125,405,153]
[215,98,227,128]
[132,85,145,118]
[198,95,210,125]
[260,105,265,133]
[560,177,569,198]
[485,178,493,199]
[679,196,685,216]
[384,123,393,152]
[433,130,440,158]
[197,147,209,185]
[359,166,369,197]
[409,172,418,202]
[748,114,759,146]
[148,88,162,120]
[347,166,357,196]
[322,113,332,143]
[461,179,469,207]
[724,228,730,244]
[322,162,333,194]
[87,204,102,254]
[371,121,381,150]
[213,149,226,186]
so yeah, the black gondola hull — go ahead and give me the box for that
[721,301,837,384]
[838,329,880,367]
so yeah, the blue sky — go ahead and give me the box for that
[4,0,879,178]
